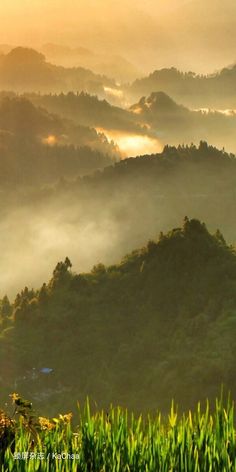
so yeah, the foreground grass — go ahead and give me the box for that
[1,396,236,471]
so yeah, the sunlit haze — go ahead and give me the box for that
[1,0,236,74]
[100,130,163,157]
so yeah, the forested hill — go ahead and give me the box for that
[1,218,236,415]
[129,92,236,153]
[2,142,236,302]
[128,65,236,108]
[0,96,119,184]
[77,142,236,196]
[0,47,114,95]
[27,91,141,133]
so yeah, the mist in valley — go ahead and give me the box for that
[2,142,236,302]
[1,0,236,420]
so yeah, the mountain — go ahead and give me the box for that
[1,218,236,415]
[2,142,236,299]
[0,96,119,184]
[41,43,141,83]
[5,90,236,156]
[27,91,142,134]
[12,90,236,155]
[0,47,115,96]
[130,91,236,153]
[128,66,236,109]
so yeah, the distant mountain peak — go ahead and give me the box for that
[148,91,177,107]
[130,91,185,115]
[5,47,45,65]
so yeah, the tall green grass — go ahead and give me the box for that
[2,396,236,471]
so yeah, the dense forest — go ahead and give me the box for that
[0,218,236,417]
[0,95,119,184]
[130,92,236,153]
[3,90,236,156]
[128,65,236,108]
[26,91,142,133]
[1,38,236,422]
[1,3,236,470]
[2,142,236,299]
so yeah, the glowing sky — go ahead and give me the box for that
[1,0,236,73]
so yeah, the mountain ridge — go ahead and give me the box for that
[1,217,236,415]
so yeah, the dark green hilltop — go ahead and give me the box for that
[1,216,236,416]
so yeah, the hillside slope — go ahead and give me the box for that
[130,92,236,152]
[0,47,114,96]
[1,218,236,415]
[128,66,236,108]
[0,96,119,184]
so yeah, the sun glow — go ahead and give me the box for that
[116,134,162,156]
[97,128,163,157]
[104,87,123,99]
[42,135,57,145]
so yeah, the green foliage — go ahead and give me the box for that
[0,296,12,330]
[1,296,12,318]
[2,396,236,471]
[0,410,15,465]
[2,218,236,415]
[50,257,73,289]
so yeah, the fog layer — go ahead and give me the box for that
[1,0,236,74]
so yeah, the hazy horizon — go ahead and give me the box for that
[1,0,236,75]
